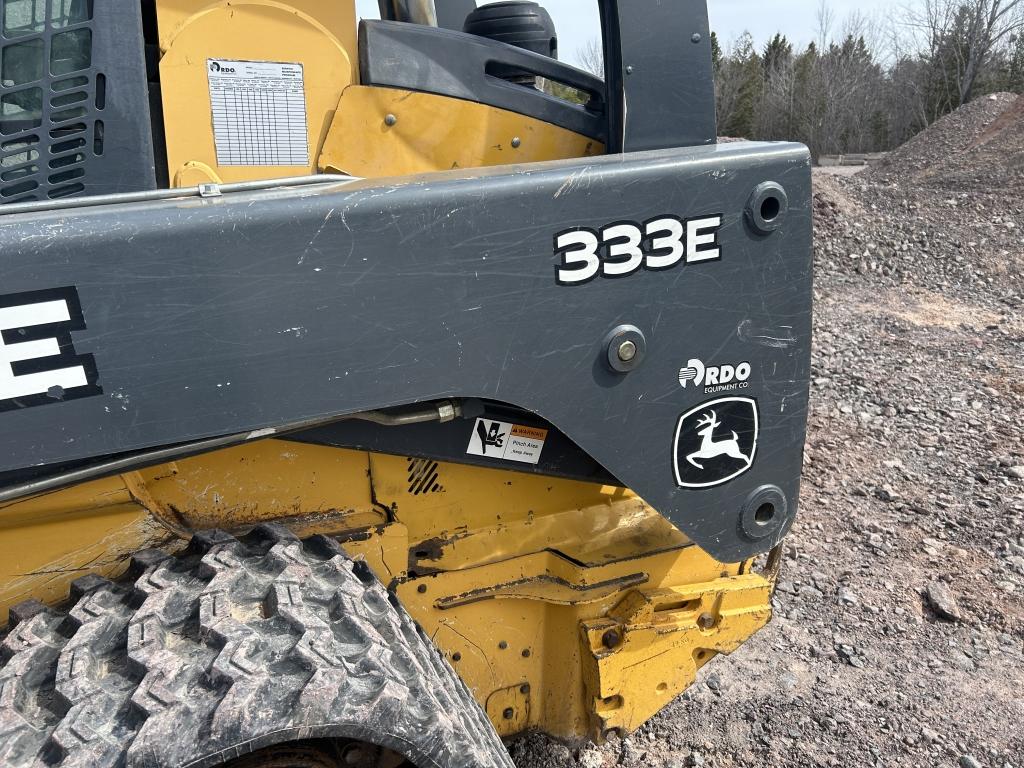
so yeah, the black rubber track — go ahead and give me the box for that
[0,525,514,768]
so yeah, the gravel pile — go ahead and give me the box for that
[941,95,1024,190]
[514,108,1024,768]
[870,93,1024,188]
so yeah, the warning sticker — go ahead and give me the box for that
[466,418,548,465]
[207,59,309,167]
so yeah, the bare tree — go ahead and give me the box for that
[906,0,1024,105]
[817,0,836,48]
[962,0,1024,101]
[575,38,604,78]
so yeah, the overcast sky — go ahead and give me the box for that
[355,1,899,67]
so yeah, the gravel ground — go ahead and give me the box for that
[512,99,1024,768]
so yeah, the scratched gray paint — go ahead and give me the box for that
[601,0,718,152]
[0,142,812,562]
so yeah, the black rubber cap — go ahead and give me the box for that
[463,1,558,60]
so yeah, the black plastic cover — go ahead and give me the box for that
[0,0,156,203]
[463,1,557,59]
[359,19,606,142]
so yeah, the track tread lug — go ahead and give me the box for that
[0,533,513,768]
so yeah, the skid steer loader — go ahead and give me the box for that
[0,0,812,765]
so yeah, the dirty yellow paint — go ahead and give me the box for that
[157,0,358,185]
[0,479,175,617]
[319,86,603,178]
[580,576,773,738]
[0,440,771,742]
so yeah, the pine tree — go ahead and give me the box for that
[762,33,794,80]
[711,31,722,71]
[720,33,763,138]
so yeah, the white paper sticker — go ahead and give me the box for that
[466,418,548,465]
[207,59,309,167]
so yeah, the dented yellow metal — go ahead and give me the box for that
[0,440,772,741]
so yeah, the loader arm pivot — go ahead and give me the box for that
[0,141,811,563]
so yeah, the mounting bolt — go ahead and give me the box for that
[698,612,716,630]
[503,707,515,720]
[691,32,703,44]
[417,584,427,594]
[498,640,508,650]
[603,325,647,374]
[384,113,398,126]
[511,136,522,148]
[602,628,622,649]
[625,65,634,75]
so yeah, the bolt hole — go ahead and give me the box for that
[754,502,776,526]
[760,195,781,222]
[656,682,668,693]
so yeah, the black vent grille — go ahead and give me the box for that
[0,0,155,203]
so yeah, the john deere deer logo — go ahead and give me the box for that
[686,410,753,469]
[674,397,759,489]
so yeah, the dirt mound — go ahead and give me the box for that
[811,171,864,230]
[972,93,1024,147]
[870,92,1021,187]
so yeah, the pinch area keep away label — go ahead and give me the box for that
[466,418,548,465]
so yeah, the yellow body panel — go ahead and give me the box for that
[580,576,772,736]
[0,478,175,611]
[0,441,772,741]
[319,86,603,177]
[157,0,358,185]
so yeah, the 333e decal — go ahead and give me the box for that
[554,214,723,286]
